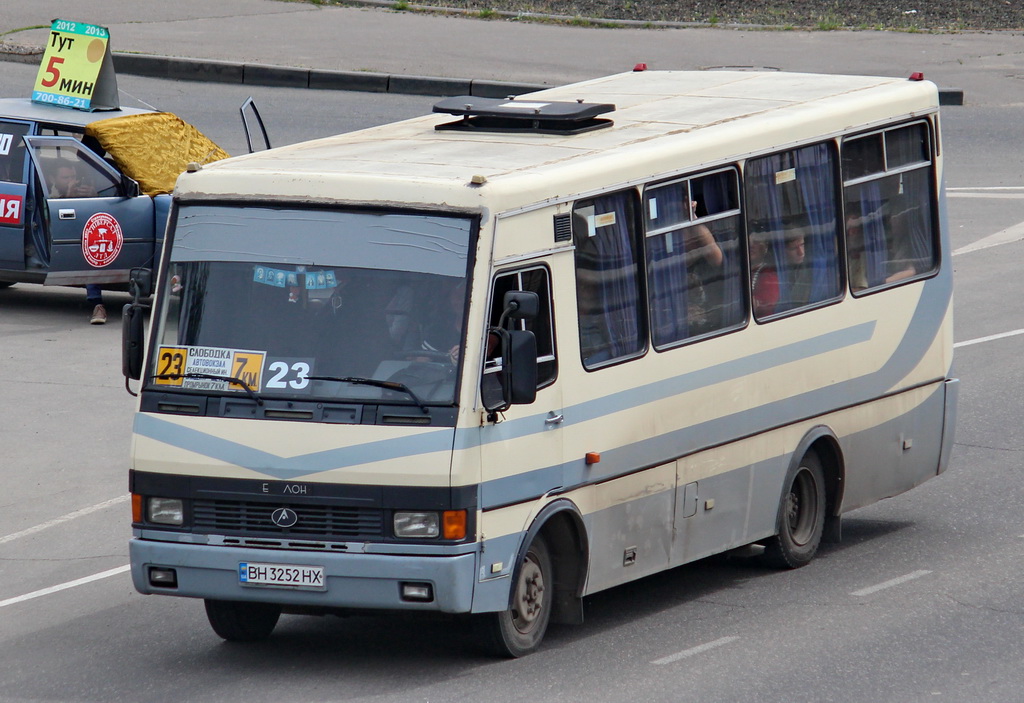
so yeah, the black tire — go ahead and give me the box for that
[476,535,553,658]
[762,452,826,569]
[204,599,281,642]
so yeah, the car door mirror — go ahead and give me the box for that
[121,174,140,198]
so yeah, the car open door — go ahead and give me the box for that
[24,134,155,286]
[240,97,271,153]
[0,119,36,275]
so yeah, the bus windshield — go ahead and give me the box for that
[150,205,474,406]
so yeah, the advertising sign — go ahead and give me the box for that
[32,19,119,111]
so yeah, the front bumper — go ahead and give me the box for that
[130,538,478,613]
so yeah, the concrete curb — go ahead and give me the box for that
[0,44,963,104]
[111,51,549,98]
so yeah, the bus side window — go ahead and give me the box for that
[485,266,556,387]
[843,122,937,294]
[572,190,645,368]
[644,168,745,347]
[744,142,842,318]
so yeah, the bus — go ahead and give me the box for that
[123,69,957,657]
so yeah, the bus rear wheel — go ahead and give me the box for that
[476,535,553,658]
[204,599,281,641]
[762,452,826,569]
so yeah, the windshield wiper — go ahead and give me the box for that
[154,372,264,406]
[306,375,429,414]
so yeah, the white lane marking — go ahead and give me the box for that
[0,495,129,545]
[651,636,740,665]
[946,186,1024,191]
[953,220,1024,256]
[0,565,131,609]
[946,193,1024,199]
[850,570,931,597]
[955,328,1024,349]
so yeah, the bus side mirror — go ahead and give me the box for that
[503,329,538,405]
[122,302,146,380]
[501,289,539,323]
[483,290,540,415]
[482,328,538,414]
[129,267,153,299]
[122,268,152,381]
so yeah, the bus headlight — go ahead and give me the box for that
[394,511,439,538]
[148,497,184,526]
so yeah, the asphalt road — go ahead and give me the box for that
[2,61,1024,703]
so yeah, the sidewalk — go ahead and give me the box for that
[3,0,1023,104]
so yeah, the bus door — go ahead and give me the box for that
[0,119,35,270]
[24,134,155,285]
[478,265,563,512]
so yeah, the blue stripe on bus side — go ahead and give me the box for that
[464,320,877,453]
[480,269,952,508]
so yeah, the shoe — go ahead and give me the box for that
[90,304,107,325]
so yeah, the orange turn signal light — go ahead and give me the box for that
[131,493,144,523]
[443,510,467,540]
[585,452,601,465]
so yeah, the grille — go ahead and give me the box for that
[193,500,384,540]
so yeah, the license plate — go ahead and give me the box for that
[239,562,325,590]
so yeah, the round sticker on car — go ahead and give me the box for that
[81,212,123,267]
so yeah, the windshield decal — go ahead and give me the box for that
[155,345,266,392]
[253,265,337,290]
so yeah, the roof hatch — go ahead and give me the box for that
[432,96,615,135]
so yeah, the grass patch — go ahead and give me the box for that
[816,14,843,30]
[0,24,50,38]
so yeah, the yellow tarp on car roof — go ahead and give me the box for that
[85,112,229,196]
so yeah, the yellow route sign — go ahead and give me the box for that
[32,19,119,111]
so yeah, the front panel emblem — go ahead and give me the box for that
[271,507,299,528]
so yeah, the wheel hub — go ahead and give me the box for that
[513,556,545,630]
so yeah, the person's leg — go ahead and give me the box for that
[86,284,106,324]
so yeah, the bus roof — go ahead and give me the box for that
[176,70,939,211]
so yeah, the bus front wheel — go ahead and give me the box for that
[204,599,281,641]
[476,535,553,658]
[763,452,826,569]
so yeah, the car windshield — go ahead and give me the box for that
[151,205,474,406]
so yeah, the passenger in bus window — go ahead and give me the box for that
[750,233,779,317]
[682,200,723,333]
[846,203,917,292]
[684,200,723,268]
[884,204,923,284]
